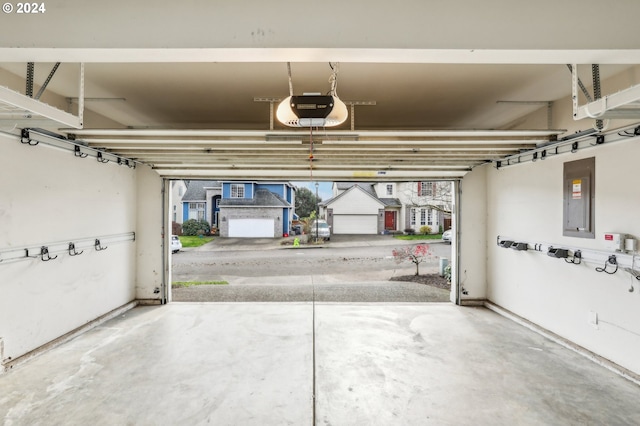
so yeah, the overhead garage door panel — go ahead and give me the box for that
[229,218,274,238]
[333,215,377,234]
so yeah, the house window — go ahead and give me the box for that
[231,184,244,198]
[417,181,435,197]
[386,184,393,195]
[420,209,426,225]
[215,198,221,207]
[411,208,416,226]
[427,209,433,226]
[189,202,205,221]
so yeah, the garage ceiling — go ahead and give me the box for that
[3,0,640,180]
[0,58,633,180]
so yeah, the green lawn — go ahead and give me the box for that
[172,280,228,288]
[393,234,443,241]
[178,235,214,247]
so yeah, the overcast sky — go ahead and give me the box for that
[292,181,333,201]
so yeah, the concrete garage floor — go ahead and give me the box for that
[2,304,640,425]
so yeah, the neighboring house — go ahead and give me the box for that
[320,182,451,235]
[170,180,187,224]
[181,180,223,229]
[218,181,296,238]
[402,181,452,234]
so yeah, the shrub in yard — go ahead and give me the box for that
[444,264,452,283]
[404,228,415,235]
[419,225,432,235]
[182,219,211,236]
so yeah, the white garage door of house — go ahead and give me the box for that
[229,218,274,238]
[333,215,378,234]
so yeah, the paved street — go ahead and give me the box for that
[171,235,453,302]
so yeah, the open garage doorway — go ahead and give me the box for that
[167,179,457,304]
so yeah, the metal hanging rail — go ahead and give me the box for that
[0,232,135,264]
[496,235,640,281]
[0,128,142,168]
[495,123,640,169]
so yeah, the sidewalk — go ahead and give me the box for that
[187,234,445,252]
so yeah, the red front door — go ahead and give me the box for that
[384,211,396,230]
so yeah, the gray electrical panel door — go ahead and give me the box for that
[563,157,595,238]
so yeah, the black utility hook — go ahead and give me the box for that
[40,246,58,261]
[596,255,618,275]
[68,242,83,256]
[565,250,582,265]
[20,129,39,146]
[74,145,88,158]
[95,239,108,251]
[97,152,109,163]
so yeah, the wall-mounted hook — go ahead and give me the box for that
[40,246,58,261]
[595,255,618,274]
[68,242,83,256]
[20,129,38,146]
[511,242,528,251]
[547,247,569,258]
[74,145,88,158]
[571,141,579,153]
[95,239,108,251]
[565,250,582,265]
[498,240,514,248]
[97,152,109,163]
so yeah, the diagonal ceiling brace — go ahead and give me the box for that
[566,64,592,103]
[35,62,61,100]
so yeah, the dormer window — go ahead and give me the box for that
[231,184,245,198]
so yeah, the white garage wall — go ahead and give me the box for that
[484,141,640,374]
[0,133,137,363]
[135,165,165,301]
[472,67,640,375]
[457,166,488,301]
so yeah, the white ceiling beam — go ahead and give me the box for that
[153,169,469,179]
[71,128,562,138]
[0,85,82,129]
[2,48,640,65]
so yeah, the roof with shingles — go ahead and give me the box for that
[335,182,377,197]
[182,180,221,201]
[219,188,290,207]
[321,184,385,207]
[379,198,402,207]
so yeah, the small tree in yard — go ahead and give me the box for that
[392,244,434,276]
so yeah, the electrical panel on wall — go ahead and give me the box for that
[563,157,595,238]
